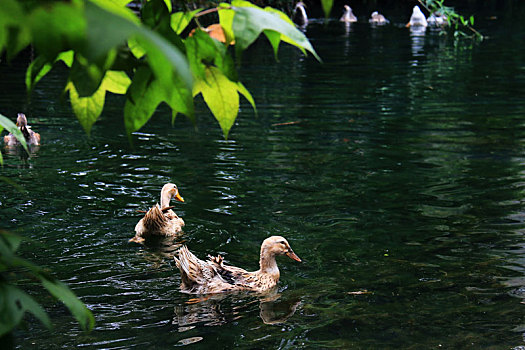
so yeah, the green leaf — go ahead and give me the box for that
[25,51,74,94]
[26,56,54,94]
[193,66,241,139]
[171,9,201,35]
[68,82,106,135]
[236,81,256,114]
[101,70,131,94]
[218,5,235,44]
[124,66,194,136]
[0,284,52,337]
[128,36,146,59]
[0,114,28,154]
[124,67,164,135]
[28,2,86,61]
[40,278,94,332]
[320,0,333,19]
[70,55,106,97]
[230,1,320,61]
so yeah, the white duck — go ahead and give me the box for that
[293,1,308,27]
[340,5,357,23]
[407,6,428,27]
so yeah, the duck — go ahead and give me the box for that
[292,1,308,27]
[4,113,40,146]
[130,183,185,244]
[369,11,389,25]
[427,12,447,26]
[174,236,301,294]
[340,5,357,23]
[406,5,428,27]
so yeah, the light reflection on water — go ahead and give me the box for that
[1,5,525,349]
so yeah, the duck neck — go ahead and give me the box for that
[160,191,171,208]
[259,249,280,280]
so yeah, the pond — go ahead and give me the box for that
[2,3,525,349]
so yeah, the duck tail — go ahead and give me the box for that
[175,246,207,287]
[142,204,167,232]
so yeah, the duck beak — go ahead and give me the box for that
[286,250,301,262]
[174,192,184,202]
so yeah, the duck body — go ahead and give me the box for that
[340,5,357,23]
[3,113,40,146]
[369,11,389,25]
[427,13,447,26]
[293,2,308,27]
[130,183,185,243]
[407,6,428,27]
[174,236,301,294]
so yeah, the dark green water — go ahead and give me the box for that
[2,5,525,349]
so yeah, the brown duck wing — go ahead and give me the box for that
[141,204,168,232]
[175,247,222,289]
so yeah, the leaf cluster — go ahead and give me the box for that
[0,0,319,141]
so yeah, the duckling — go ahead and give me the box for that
[340,5,357,23]
[293,1,308,27]
[369,11,389,25]
[174,236,301,294]
[4,113,40,146]
[130,183,185,244]
[406,5,428,27]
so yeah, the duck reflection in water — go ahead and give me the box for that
[173,289,302,328]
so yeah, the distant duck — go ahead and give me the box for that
[174,236,301,294]
[407,6,428,27]
[369,11,389,25]
[130,183,185,244]
[340,5,357,23]
[3,113,40,146]
[427,12,448,26]
[293,1,308,27]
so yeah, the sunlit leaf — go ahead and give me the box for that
[230,0,320,61]
[68,82,106,135]
[171,9,201,35]
[40,277,95,332]
[26,51,74,94]
[128,36,146,59]
[193,66,240,139]
[70,55,106,97]
[236,81,256,113]
[218,5,235,45]
[101,70,131,94]
[0,114,28,154]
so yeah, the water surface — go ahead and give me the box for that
[2,5,525,349]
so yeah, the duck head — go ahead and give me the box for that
[16,113,27,127]
[262,236,301,262]
[160,183,184,208]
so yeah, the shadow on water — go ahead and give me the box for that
[2,2,525,349]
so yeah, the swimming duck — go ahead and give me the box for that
[340,5,357,23]
[130,183,185,244]
[369,11,389,25]
[406,5,428,27]
[292,2,308,27]
[3,113,40,146]
[174,236,301,294]
[427,12,447,26]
